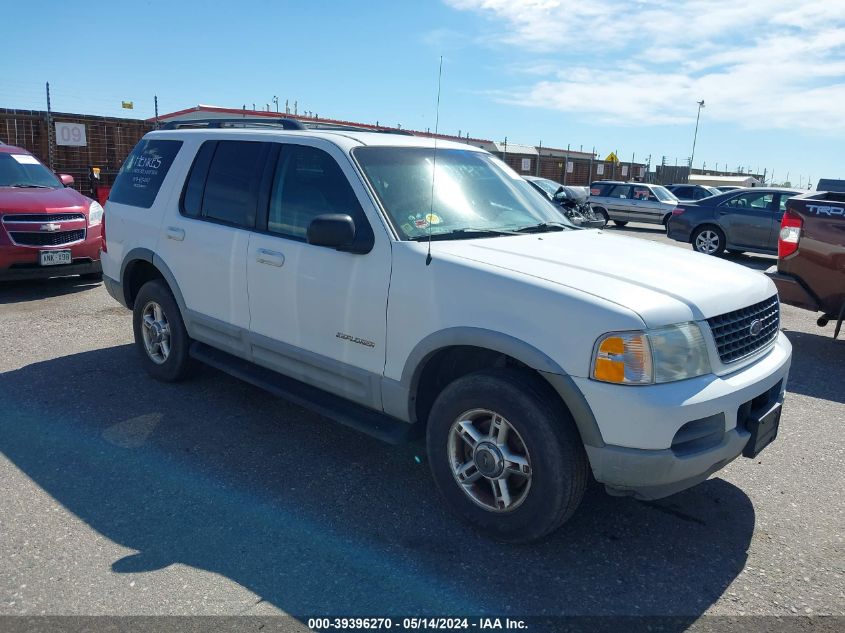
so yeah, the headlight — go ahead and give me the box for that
[88,201,104,227]
[591,323,711,385]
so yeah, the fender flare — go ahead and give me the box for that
[394,327,605,447]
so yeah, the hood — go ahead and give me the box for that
[435,229,776,327]
[0,186,91,215]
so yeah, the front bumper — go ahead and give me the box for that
[0,258,101,281]
[574,217,607,229]
[0,232,102,281]
[571,332,792,499]
[765,266,820,312]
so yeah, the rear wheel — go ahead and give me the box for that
[426,369,588,543]
[692,225,726,256]
[613,220,628,227]
[132,279,195,382]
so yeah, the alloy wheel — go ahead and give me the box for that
[695,230,720,254]
[447,409,532,512]
[140,301,171,364]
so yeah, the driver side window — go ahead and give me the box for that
[268,145,365,239]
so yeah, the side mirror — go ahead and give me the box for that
[307,214,356,250]
[59,174,74,186]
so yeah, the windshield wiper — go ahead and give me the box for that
[515,222,568,233]
[6,183,53,189]
[408,227,520,241]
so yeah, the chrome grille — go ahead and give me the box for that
[707,295,780,364]
[2,213,85,223]
[9,229,86,247]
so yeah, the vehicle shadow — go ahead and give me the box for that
[721,252,776,272]
[0,345,756,622]
[782,328,844,404]
[0,276,101,304]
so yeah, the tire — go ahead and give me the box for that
[80,271,103,281]
[692,225,726,256]
[594,207,609,227]
[426,368,588,543]
[132,279,195,382]
[662,214,671,227]
[613,220,628,227]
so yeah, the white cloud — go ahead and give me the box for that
[445,0,845,131]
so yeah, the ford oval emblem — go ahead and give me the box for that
[749,319,763,337]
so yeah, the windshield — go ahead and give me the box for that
[354,147,571,239]
[651,185,678,202]
[0,153,61,188]
[704,186,721,196]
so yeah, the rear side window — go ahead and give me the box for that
[608,185,632,199]
[110,139,182,208]
[202,141,269,227]
[179,140,270,228]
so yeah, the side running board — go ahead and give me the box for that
[189,342,419,445]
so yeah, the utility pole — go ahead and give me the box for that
[690,99,705,173]
[563,143,570,185]
[273,96,279,112]
[154,95,159,129]
[536,141,541,177]
[45,82,54,170]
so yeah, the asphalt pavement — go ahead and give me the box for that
[0,223,842,625]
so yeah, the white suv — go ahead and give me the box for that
[102,120,791,542]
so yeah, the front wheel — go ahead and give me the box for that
[132,279,195,382]
[692,225,726,256]
[426,369,588,543]
[593,207,609,228]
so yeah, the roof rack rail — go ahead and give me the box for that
[162,118,306,131]
[304,122,415,136]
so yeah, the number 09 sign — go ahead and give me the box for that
[55,122,87,147]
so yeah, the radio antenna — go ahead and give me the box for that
[426,56,443,266]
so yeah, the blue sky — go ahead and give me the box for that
[3,0,843,188]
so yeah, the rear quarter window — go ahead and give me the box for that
[109,139,182,208]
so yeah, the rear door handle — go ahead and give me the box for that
[256,248,285,267]
[165,226,185,241]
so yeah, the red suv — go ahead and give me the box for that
[0,142,103,281]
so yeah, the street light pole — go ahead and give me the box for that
[690,99,705,174]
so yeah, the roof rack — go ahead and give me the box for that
[304,122,415,136]
[161,118,306,131]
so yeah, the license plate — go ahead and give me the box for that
[39,250,72,266]
[743,402,782,458]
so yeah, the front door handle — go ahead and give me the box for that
[256,248,285,267]
[165,226,185,241]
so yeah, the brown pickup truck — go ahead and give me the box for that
[766,190,845,338]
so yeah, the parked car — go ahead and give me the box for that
[102,120,792,542]
[666,184,721,200]
[666,188,802,255]
[0,143,103,281]
[588,180,680,227]
[766,191,845,337]
[524,176,606,228]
